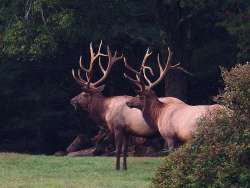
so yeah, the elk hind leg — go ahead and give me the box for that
[114,129,123,170]
[166,138,175,152]
[122,134,129,170]
[166,136,181,152]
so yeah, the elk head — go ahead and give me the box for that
[71,41,123,111]
[124,48,179,110]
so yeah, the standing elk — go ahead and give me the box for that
[124,48,222,150]
[70,42,181,170]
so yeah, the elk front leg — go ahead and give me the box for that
[114,129,123,170]
[122,134,129,170]
[166,138,175,152]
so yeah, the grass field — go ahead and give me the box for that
[0,153,163,188]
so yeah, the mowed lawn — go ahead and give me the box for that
[0,153,163,188]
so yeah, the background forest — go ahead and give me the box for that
[0,0,249,154]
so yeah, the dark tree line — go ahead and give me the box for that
[0,0,249,154]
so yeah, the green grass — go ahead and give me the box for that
[0,153,162,188]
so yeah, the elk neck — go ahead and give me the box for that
[142,94,164,131]
[87,93,109,125]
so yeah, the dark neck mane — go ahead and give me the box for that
[88,94,108,125]
[143,95,164,131]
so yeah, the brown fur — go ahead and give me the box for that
[126,90,222,151]
[124,47,222,151]
[87,93,109,125]
[71,92,175,170]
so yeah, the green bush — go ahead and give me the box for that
[152,63,250,188]
[220,63,250,118]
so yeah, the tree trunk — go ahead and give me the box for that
[155,0,193,101]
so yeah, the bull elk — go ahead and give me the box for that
[70,42,179,170]
[124,48,222,150]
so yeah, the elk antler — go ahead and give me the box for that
[93,46,123,86]
[143,48,179,89]
[123,48,153,92]
[72,41,123,90]
[124,47,179,92]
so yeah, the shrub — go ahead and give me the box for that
[220,63,250,118]
[152,63,250,188]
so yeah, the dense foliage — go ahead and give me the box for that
[152,63,250,187]
[0,0,249,153]
[220,64,250,117]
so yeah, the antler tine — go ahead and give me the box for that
[84,40,109,87]
[89,40,107,70]
[124,47,177,92]
[72,41,109,89]
[142,66,154,86]
[123,57,140,75]
[124,73,144,92]
[141,48,152,70]
[149,47,176,89]
[73,41,124,89]
[93,45,123,86]
[138,48,154,86]
[134,48,153,88]
[157,53,163,73]
[77,69,90,83]
[79,56,88,72]
[98,57,105,74]
[141,52,163,87]
[72,69,87,85]
[143,66,154,76]
[107,46,123,65]
[123,48,152,93]
[124,73,140,86]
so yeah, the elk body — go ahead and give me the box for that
[124,48,222,150]
[70,42,180,170]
